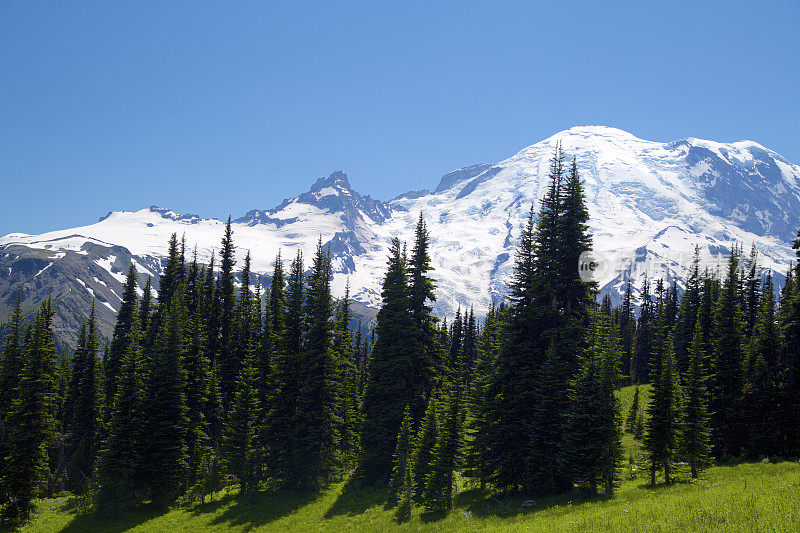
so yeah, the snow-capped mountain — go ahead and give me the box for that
[2,126,799,347]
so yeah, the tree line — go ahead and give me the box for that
[1,145,799,525]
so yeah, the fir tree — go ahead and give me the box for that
[625,385,641,434]
[645,336,681,485]
[1,303,59,523]
[710,247,745,458]
[0,295,24,419]
[388,405,414,498]
[406,213,439,423]
[66,306,105,494]
[140,295,189,506]
[411,397,438,502]
[619,279,636,383]
[335,283,360,471]
[106,264,138,403]
[223,350,261,496]
[423,358,464,512]
[633,279,654,384]
[98,308,145,508]
[218,217,237,409]
[292,240,340,489]
[681,320,712,478]
[359,238,414,484]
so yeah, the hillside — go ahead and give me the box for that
[16,386,800,532]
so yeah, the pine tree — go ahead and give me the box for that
[395,463,413,523]
[645,335,681,485]
[140,295,189,506]
[335,283,360,471]
[411,397,438,502]
[619,279,636,383]
[406,213,439,423]
[633,279,654,384]
[673,248,702,373]
[223,350,261,496]
[106,264,138,403]
[218,217,237,410]
[423,358,464,512]
[265,251,303,484]
[359,238,414,484]
[184,300,212,490]
[463,305,500,490]
[1,303,59,523]
[625,386,641,434]
[388,405,414,498]
[292,240,340,489]
[98,308,145,508]
[66,306,105,493]
[710,247,745,458]
[0,295,24,419]
[139,277,153,335]
[680,320,712,478]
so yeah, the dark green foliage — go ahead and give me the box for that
[140,295,189,506]
[335,283,361,471]
[107,264,138,403]
[223,351,261,495]
[291,240,341,489]
[1,302,58,524]
[625,385,641,434]
[66,306,105,494]
[394,463,413,522]
[681,320,712,478]
[389,405,414,498]
[264,251,304,484]
[0,295,24,418]
[218,217,237,410]
[710,247,745,458]
[673,249,702,373]
[411,397,438,502]
[463,305,500,489]
[98,309,145,508]
[645,332,681,484]
[359,238,414,484]
[423,359,464,512]
[619,280,635,383]
[406,213,439,424]
[632,279,654,384]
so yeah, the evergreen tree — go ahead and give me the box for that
[218,217,237,410]
[335,283,360,471]
[264,251,303,484]
[388,405,414,498]
[0,295,24,418]
[139,277,153,335]
[673,248,702,372]
[106,264,138,403]
[223,350,261,496]
[292,241,340,489]
[625,385,641,434]
[66,306,105,494]
[619,279,635,383]
[710,247,745,458]
[406,213,439,423]
[645,335,681,485]
[140,295,189,506]
[359,238,414,484]
[632,279,654,383]
[423,357,464,512]
[463,305,500,490]
[411,397,438,502]
[184,300,212,489]
[680,321,712,478]
[98,308,145,508]
[1,303,59,523]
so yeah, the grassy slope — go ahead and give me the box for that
[17,386,800,532]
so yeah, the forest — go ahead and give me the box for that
[1,146,799,528]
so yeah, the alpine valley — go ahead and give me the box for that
[2,125,799,347]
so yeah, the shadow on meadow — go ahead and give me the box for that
[57,498,163,533]
[324,477,389,518]
[204,487,317,530]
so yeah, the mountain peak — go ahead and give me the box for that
[310,171,351,193]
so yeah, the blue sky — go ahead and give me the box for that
[1,1,798,235]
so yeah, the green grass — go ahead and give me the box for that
[14,386,800,532]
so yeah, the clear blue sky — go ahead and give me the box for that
[1,1,798,235]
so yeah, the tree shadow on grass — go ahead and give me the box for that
[206,488,317,531]
[324,477,389,518]
[58,500,163,533]
[453,487,609,521]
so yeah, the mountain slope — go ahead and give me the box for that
[2,126,799,347]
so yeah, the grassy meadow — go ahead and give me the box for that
[13,385,800,532]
